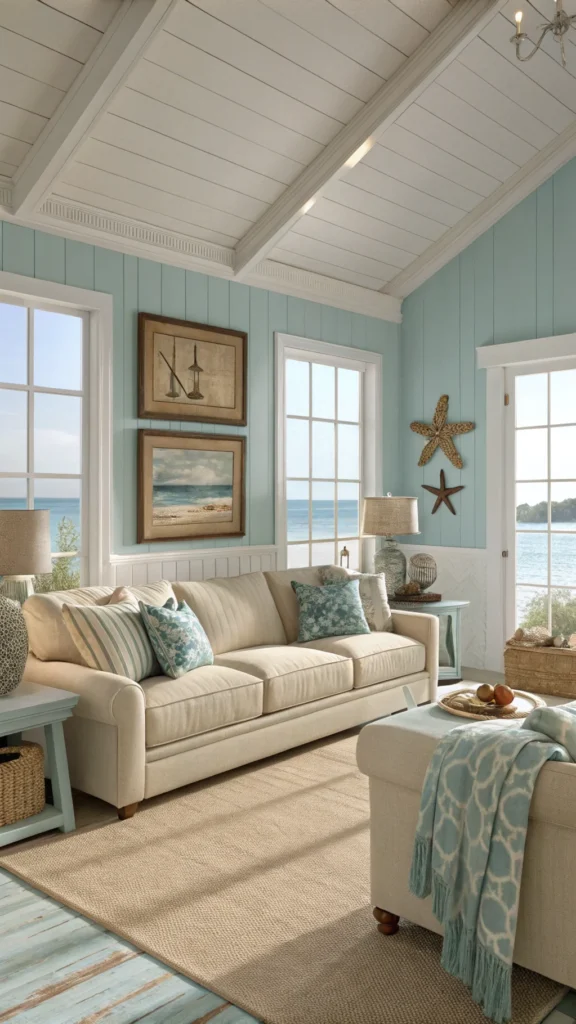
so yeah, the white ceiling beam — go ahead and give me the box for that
[384,120,576,299]
[11,0,177,217]
[233,0,508,279]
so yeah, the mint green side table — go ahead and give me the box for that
[0,681,79,846]
[389,599,470,682]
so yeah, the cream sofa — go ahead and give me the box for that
[23,567,439,818]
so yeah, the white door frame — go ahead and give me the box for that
[0,271,113,585]
[477,332,576,669]
[275,333,382,571]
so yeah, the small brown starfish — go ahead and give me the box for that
[410,394,474,469]
[422,469,464,515]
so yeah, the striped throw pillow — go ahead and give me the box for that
[62,599,159,681]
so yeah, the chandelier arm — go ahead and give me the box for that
[515,22,555,60]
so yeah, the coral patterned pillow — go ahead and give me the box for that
[139,601,213,678]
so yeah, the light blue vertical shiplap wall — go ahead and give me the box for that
[0,220,400,554]
[400,158,576,550]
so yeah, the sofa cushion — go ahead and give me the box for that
[296,631,426,689]
[291,578,370,643]
[215,645,353,713]
[23,580,176,664]
[320,565,393,632]
[142,665,263,747]
[173,572,286,655]
[264,567,325,643]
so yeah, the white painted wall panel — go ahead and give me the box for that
[310,199,430,256]
[345,164,465,227]
[40,0,122,33]
[190,0,384,100]
[293,216,414,269]
[397,105,519,180]
[325,180,446,241]
[145,31,341,145]
[0,0,101,62]
[364,144,484,211]
[167,3,363,122]
[111,83,309,182]
[92,115,288,204]
[379,122,500,197]
[0,27,81,91]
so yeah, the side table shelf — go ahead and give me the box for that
[389,599,470,682]
[0,681,79,847]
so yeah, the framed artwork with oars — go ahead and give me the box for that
[138,313,247,425]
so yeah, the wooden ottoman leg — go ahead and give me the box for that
[118,803,139,820]
[373,907,400,935]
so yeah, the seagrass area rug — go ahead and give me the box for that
[0,733,566,1024]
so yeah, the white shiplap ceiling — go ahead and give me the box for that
[2,0,576,320]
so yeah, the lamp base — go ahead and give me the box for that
[374,538,406,597]
[0,594,28,696]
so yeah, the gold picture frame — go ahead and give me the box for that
[138,430,245,543]
[138,313,247,425]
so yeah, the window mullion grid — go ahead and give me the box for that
[308,363,312,567]
[547,373,552,632]
[27,306,34,511]
[334,368,339,565]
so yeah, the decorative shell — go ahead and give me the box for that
[553,635,566,648]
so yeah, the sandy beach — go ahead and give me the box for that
[153,501,233,526]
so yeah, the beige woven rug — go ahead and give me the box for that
[0,734,566,1024]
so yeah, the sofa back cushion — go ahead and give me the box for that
[62,599,160,681]
[172,572,286,654]
[23,580,176,664]
[264,567,324,643]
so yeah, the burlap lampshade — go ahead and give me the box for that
[362,496,419,538]
[0,510,52,576]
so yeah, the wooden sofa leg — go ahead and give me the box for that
[118,802,139,820]
[373,907,400,935]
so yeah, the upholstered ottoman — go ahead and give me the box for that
[356,700,576,989]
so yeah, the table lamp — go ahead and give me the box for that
[361,495,419,598]
[0,510,52,695]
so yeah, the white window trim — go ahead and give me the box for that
[275,332,382,572]
[477,332,576,670]
[0,271,113,586]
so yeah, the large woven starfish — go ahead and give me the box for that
[410,395,474,469]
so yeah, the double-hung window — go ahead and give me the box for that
[0,299,87,591]
[276,334,381,572]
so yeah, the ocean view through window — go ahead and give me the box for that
[510,366,576,636]
[0,299,86,591]
[277,336,381,573]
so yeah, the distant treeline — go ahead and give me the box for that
[517,498,576,523]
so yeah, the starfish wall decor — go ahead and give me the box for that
[410,395,474,469]
[422,469,464,515]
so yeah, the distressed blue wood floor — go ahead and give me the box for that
[0,867,574,1024]
[0,868,260,1023]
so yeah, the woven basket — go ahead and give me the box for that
[0,742,45,827]
[504,645,576,699]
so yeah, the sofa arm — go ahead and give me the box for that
[24,655,145,808]
[391,611,439,701]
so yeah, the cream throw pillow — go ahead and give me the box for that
[62,598,159,681]
[319,566,393,632]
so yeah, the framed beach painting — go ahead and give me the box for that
[138,313,247,425]
[138,431,245,542]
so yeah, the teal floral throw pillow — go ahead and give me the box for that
[291,579,370,643]
[138,600,213,678]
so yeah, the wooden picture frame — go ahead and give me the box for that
[138,430,245,543]
[138,313,247,425]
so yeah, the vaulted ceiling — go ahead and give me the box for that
[2,0,576,321]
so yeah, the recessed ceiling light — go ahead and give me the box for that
[301,198,316,214]
[345,139,374,169]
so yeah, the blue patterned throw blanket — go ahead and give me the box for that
[409,705,576,1023]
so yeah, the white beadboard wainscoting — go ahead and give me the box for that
[109,545,279,588]
[401,545,489,671]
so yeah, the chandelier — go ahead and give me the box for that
[512,0,576,66]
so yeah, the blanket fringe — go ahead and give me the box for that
[408,833,431,897]
[471,941,512,1024]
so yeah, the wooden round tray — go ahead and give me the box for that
[438,687,545,721]
[392,592,442,603]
